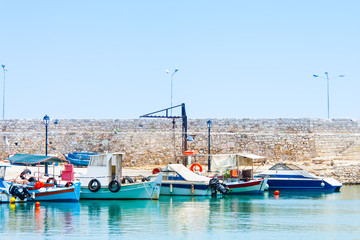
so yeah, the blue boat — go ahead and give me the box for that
[64,152,98,167]
[256,163,342,192]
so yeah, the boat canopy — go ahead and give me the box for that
[5,154,68,165]
[211,153,266,169]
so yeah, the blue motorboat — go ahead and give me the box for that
[256,163,342,192]
[64,152,98,167]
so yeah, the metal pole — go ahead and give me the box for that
[207,124,211,172]
[45,123,48,176]
[1,65,5,119]
[325,72,330,119]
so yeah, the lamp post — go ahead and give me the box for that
[313,72,345,119]
[43,115,50,176]
[207,120,212,172]
[1,64,7,119]
[165,68,179,115]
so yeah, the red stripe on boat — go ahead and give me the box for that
[227,181,261,189]
[35,188,74,197]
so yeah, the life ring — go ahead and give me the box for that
[88,179,101,192]
[65,182,74,188]
[190,163,203,172]
[20,169,31,180]
[152,167,161,174]
[46,177,58,187]
[108,180,121,193]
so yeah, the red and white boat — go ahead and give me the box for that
[211,153,268,194]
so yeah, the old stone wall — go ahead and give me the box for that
[0,118,359,183]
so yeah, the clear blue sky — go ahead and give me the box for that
[0,1,359,119]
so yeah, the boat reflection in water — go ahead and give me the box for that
[0,187,358,240]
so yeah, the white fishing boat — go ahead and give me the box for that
[79,153,162,200]
[160,164,228,196]
[211,154,268,194]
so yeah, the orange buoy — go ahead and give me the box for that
[35,201,40,208]
[274,190,280,195]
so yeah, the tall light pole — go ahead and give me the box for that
[207,120,212,172]
[43,115,50,176]
[165,68,179,115]
[1,64,7,119]
[313,73,345,119]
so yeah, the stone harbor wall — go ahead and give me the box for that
[0,118,359,183]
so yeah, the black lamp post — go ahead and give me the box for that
[43,115,50,176]
[207,120,212,172]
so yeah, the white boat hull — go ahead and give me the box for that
[225,178,268,194]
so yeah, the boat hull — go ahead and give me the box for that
[80,174,162,200]
[225,178,268,194]
[266,178,341,192]
[29,182,81,202]
[160,181,211,196]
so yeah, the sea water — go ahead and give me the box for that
[1,185,360,240]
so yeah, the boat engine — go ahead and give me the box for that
[209,177,229,195]
[9,185,32,201]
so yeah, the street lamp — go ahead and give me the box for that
[165,68,179,115]
[207,120,212,172]
[43,115,50,176]
[1,64,7,119]
[313,72,345,119]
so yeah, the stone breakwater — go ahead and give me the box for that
[0,118,359,184]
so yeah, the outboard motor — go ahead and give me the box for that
[9,185,32,201]
[209,177,229,195]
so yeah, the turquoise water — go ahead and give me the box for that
[1,186,360,240]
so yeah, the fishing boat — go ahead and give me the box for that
[211,153,268,194]
[79,153,162,200]
[256,163,342,192]
[160,164,228,196]
[4,154,81,202]
[64,152,98,167]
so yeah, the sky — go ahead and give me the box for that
[0,1,359,120]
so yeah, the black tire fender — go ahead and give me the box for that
[20,169,31,180]
[46,177,58,187]
[88,179,101,192]
[108,180,121,193]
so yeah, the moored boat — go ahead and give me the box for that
[211,153,268,194]
[79,153,162,200]
[256,163,342,192]
[160,164,228,196]
[4,154,81,202]
[64,152,98,167]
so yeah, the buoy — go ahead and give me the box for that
[35,201,40,209]
[321,182,325,187]
[274,190,280,195]
[191,184,194,194]
[10,197,16,204]
[170,184,173,193]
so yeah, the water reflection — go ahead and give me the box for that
[0,186,359,240]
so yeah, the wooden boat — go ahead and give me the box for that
[64,152,98,167]
[211,153,268,194]
[160,164,228,196]
[79,153,162,200]
[3,154,81,202]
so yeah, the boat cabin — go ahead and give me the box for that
[80,153,124,187]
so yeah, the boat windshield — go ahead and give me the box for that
[269,163,303,171]
[0,166,6,179]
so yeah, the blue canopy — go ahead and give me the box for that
[6,154,68,165]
